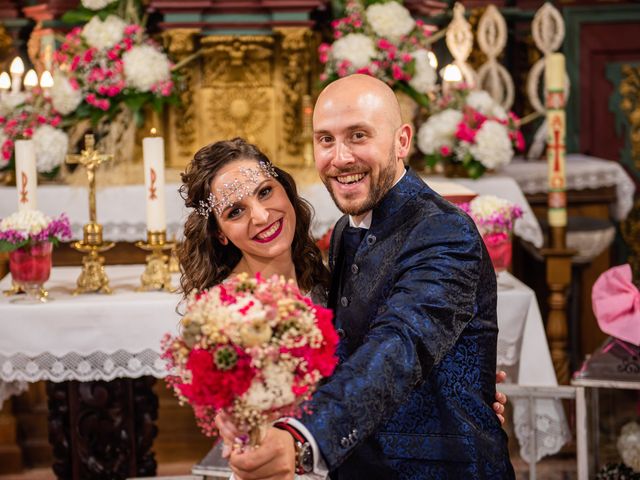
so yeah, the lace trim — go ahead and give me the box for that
[0,380,28,407]
[69,222,184,242]
[497,340,519,366]
[513,397,572,463]
[0,349,168,384]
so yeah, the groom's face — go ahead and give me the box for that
[313,92,400,218]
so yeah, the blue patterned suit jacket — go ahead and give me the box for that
[301,169,514,479]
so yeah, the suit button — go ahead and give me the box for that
[341,437,349,448]
[340,296,348,307]
[351,264,359,274]
[366,235,376,245]
[336,328,345,339]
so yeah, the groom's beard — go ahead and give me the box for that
[325,147,398,217]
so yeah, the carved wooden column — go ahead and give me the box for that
[47,377,158,480]
[0,397,23,474]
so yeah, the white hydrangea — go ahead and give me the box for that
[122,45,172,92]
[33,125,69,173]
[331,33,376,70]
[469,120,513,169]
[618,422,640,472]
[466,90,495,115]
[0,209,50,236]
[366,2,415,43]
[82,15,126,50]
[469,195,512,220]
[416,109,463,155]
[408,50,437,94]
[0,92,27,115]
[50,72,83,115]
[243,363,295,411]
[81,0,117,9]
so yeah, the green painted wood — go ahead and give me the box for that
[564,4,640,153]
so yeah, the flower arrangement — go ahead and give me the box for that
[162,273,339,445]
[51,7,177,125]
[0,210,72,252]
[0,96,67,174]
[416,86,525,178]
[319,0,438,107]
[617,421,640,473]
[460,195,523,271]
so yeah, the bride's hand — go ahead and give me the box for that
[215,411,246,458]
[493,370,508,425]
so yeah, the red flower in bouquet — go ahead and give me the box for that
[163,273,339,444]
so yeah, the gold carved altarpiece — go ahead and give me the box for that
[161,27,316,173]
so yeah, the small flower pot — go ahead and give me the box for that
[483,232,512,272]
[9,241,53,302]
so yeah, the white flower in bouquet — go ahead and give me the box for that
[466,90,508,121]
[331,33,376,70]
[469,120,513,169]
[122,45,172,92]
[0,209,50,236]
[82,15,126,50]
[408,49,437,93]
[416,109,463,155]
[81,0,118,10]
[32,125,69,173]
[366,2,415,43]
[617,421,640,472]
[469,195,512,220]
[0,131,8,168]
[244,363,296,411]
[50,72,83,115]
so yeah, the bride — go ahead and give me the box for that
[178,137,507,477]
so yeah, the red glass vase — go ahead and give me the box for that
[9,241,53,302]
[483,232,512,272]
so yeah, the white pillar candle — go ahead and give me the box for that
[142,131,166,232]
[15,139,37,211]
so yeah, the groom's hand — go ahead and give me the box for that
[229,426,296,480]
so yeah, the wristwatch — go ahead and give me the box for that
[273,421,314,474]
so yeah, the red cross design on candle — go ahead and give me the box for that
[149,168,157,200]
[549,115,564,174]
[19,172,28,204]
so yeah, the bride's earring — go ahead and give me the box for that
[218,234,228,245]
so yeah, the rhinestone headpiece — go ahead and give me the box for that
[196,161,278,218]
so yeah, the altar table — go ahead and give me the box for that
[0,266,568,471]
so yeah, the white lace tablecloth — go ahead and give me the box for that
[0,265,181,398]
[497,271,570,463]
[502,154,636,221]
[0,266,566,462]
[300,173,544,248]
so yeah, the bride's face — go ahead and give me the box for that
[211,158,296,262]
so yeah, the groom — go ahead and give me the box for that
[226,74,515,479]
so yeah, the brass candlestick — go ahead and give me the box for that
[136,230,175,292]
[66,134,114,295]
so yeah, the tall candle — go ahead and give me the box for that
[15,139,37,211]
[545,53,567,228]
[142,130,166,232]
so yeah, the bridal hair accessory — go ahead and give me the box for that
[196,161,278,218]
[162,273,339,447]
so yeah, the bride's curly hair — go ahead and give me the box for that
[178,138,330,297]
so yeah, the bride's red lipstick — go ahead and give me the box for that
[253,219,283,243]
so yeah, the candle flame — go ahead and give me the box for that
[427,51,438,69]
[10,57,24,75]
[24,69,38,88]
[0,72,10,90]
[442,64,462,82]
[150,127,157,136]
[39,70,54,88]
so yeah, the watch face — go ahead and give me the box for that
[299,442,313,473]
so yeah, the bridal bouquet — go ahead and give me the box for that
[460,195,522,271]
[416,86,524,178]
[51,14,176,124]
[319,0,437,107]
[162,273,339,445]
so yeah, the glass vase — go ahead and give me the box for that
[483,232,512,273]
[8,241,53,303]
